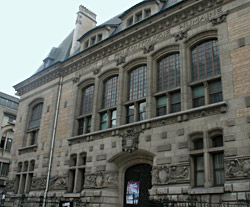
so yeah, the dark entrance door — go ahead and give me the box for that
[124,163,152,207]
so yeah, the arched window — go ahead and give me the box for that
[100,76,119,130]
[26,101,43,146]
[78,84,94,135]
[28,103,43,129]
[102,76,118,108]
[191,39,222,108]
[126,65,147,124]
[191,40,220,81]
[157,53,180,91]
[80,85,94,115]
[155,53,181,116]
[128,65,147,101]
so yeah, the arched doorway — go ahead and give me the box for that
[123,163,152,207]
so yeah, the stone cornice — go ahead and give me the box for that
[16,0,234,95]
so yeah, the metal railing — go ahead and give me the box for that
[1,195,250,207]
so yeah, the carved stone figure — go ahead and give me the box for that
[5,179,15,191]
[210,11,228,25]
[49,176,67,190]
[116,55,127,66]
[106,173,118,186]
[120,128,143,153]
[92,65,102,75]
[143,42,156,54]
[72,74,81,84]
[226,158,250,178]
[173,27,190,42]
[31,177,46,190]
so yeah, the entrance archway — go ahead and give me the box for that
[123,163,152,207]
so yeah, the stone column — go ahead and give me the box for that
[146,55,154,119]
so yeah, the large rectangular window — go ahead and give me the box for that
[194,155,204,187]
[156,96,167,116]
[209,80,222,104]
[100,113,108,130]
[138,102,146,121]
[193,85,205,108]
[127,105,135,124]
[171,92,181,113]
[213,153,224,186]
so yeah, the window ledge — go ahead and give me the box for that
[68,101,227,143]
[189,186,224,194]
[63,193,80,198]
[18,145,37,154]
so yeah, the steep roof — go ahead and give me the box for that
[34,0,184,74]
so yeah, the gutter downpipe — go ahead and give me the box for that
[43,76,63,207]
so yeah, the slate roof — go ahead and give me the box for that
[35,0,183,74]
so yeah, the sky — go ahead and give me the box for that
[0,0,142,97]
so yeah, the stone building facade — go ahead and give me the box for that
[0,92,18,192]
[6,0,250,206]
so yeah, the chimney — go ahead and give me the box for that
[70,5,97,55]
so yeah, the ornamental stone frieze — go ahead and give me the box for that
[120,128,144,153]
[226,157,250,179]
[85,171,118,188]
[5,179,15,192]
[49,176,68,190]
[152,165,189,185]
[31,177,46,191]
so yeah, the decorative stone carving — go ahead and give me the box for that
[210,11,228,25]
[120,128,143,153]
[31,177,46,190]
[226,158,250,178]
[49,176,67,190]
[116,55,127,66]
[172,27,190,42]
[85,171,118,188]
[95,172,104,187]
[92,65,102,75]
[5,179,15,192]
[152,165,189,185]
[72,73,81,84]
[143,42,156,54]
[106,173,118,186]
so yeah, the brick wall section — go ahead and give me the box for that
[231,45,250,98]
[228,13,250,41]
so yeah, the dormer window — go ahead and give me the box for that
[97,34,103,42]
[144,8,151,18]
[91,36,96,46]
[127,17,133,27]
[136,12,142,22]
[84,40,89,49]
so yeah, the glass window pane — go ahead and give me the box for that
[103,76,118,108]
[5,138,12,151]
[128,66,147,100]
[194,139,203,150]
[191,40,221,81]
[1,163,9,176]
[157,96,167,106]
[193,85,204,98]
[157,53,180,92]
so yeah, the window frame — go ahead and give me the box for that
[77,83,95,135]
